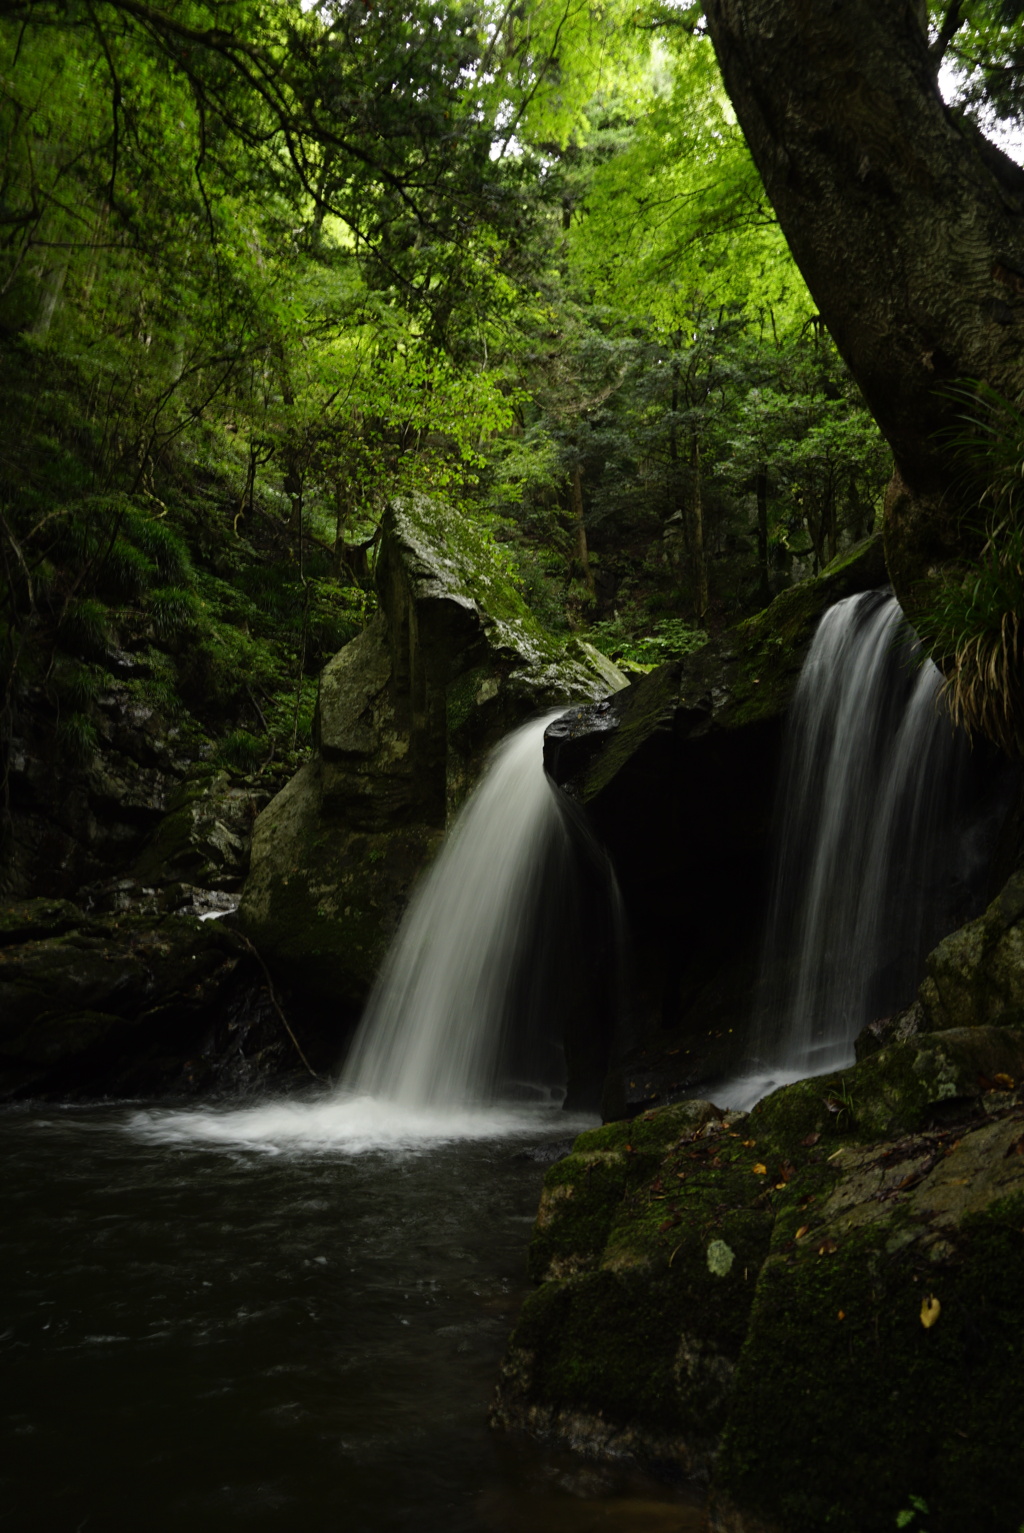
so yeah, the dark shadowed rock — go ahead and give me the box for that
[0,898,312,1100]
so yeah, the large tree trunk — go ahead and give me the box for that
[701,0,1024,611]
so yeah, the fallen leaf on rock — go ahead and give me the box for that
[752,1163,767,1176]
[920,1295,941,1328]
[742,1139,756,1148]
[817,1238,838,1257]
[795,1225,810,1240]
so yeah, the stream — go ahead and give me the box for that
[1,1098,706,1532]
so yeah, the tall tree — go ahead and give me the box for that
[699,0,1024,611]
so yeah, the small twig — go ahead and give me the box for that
[234,931,323,1081]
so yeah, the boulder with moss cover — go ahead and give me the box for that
[237,494,624,1026]
[0,897,297,1100]
[494,1027,1024,1532]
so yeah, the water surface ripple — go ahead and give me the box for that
[1,1101,705,1532]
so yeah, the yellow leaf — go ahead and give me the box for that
[752,1163,767,1175]
[742,1139,757,1148]
[920,1295,941,1329]
[795,1224,810,1240]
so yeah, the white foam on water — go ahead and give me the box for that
[124,1093,596,1156]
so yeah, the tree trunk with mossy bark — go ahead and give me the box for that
[701,0,1024,617]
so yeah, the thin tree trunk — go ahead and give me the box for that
[570,462,595,599]
[689,433,709,623]
[756,463,771,607]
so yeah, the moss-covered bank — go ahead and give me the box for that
[494,1026,1024,1532]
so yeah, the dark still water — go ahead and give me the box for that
[1,1098,705,1533]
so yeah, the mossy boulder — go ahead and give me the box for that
[238,495,623,1023]
[132,768,262,890]
[495,1032,1024,1532]
[916,866,1024,1033]
[715,1109,1024,1533]
[0,899,294,1099]
[493,1100,769,1479]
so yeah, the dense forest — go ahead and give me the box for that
[1,0,919,805]
[3,0,1021,795]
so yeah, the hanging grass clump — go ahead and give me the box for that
[919,382,1024,756]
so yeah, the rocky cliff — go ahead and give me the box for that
[236,494,623,1035]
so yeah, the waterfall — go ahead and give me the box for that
[132,709,618,1150]
[724,590,979,1108]
[341,711,587,1110]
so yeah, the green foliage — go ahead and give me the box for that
[56,711,98,763]
[147,586,202,639]
[587,614,708,669]
[60,598,112,659]
[916,384,1024,756]
[895,1493,929,1528]
[50,659,103,712]
[218,729,265,773]
[2,0,1014,790]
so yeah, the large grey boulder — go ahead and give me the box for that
[237,495,623,1018]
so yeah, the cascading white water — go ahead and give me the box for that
[131,710,610,1150]
[341,711,572,1110]
[722,590,977,1109]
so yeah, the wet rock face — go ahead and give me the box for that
[543,535,889,1108]
[0,898,310,1101]
[2,669,199,900]
[238,495,623,1024]
[495,1030,1024,1533]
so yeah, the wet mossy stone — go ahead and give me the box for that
[715,1110,1024,1533]
[238,756,441,1010]
[0,898,84,946]
[132,768,257,889]
[0,905,261,1098]
[545,532,886,805]
[495,1102,777,1476]
[497,1040,1024,1520]
[917,866,1024,1033]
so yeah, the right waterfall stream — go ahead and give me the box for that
[723,588,999,1111]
